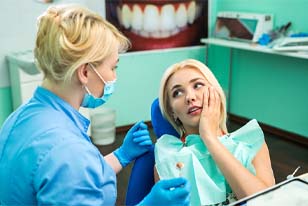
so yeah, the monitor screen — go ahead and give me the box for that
[214,17,258,41]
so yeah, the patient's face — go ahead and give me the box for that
[167,67,209,134]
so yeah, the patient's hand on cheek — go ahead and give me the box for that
[199,87,221,142]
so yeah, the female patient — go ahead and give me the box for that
[154,59,275,205]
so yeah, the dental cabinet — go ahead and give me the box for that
[7,50,42,110]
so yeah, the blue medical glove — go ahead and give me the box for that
[114,121,153,167]
[138,177,191,206]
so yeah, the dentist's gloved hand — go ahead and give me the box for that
[138,177,191,206]
[114,121,153,167]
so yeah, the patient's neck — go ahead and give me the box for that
[185,128,224,138]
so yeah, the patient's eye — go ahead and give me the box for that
[172,89,183,98]
[194,82,205,90]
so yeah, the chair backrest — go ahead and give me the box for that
[125,98,179,205]
[150,98,179,138]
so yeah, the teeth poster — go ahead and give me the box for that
[106,0,208,51]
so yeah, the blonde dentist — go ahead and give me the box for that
[0,4,190,206]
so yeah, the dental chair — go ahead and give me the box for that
[125,98,179,205]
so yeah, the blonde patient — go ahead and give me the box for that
[154,59,275,205]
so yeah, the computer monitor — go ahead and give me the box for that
[214,17,257,41]
[213,12,273,42]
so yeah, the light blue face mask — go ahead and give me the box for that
[81,64,116,108]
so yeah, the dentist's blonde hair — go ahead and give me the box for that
[159,59,227,136]
[34,4,130,83]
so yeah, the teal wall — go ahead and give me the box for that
[230,51,308,137]
[208,0,308,137]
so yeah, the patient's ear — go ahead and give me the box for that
[174,117,183,126]
[172,112,177,122]
[171,112,182,126]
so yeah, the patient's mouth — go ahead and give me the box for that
[188,106,202,115]
[107,0,206,51]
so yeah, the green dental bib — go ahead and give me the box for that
[155,119,264,206]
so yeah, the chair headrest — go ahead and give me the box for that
[151,98,179,138]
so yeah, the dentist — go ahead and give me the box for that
[0,4,190,206]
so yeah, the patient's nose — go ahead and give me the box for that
[185,90,196,104]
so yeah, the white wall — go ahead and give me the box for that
[0,0,105,87]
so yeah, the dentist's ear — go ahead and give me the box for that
[76,63,89,85]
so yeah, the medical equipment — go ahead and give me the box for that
[229,175,308,206]
[214,11,273,42]
[272,37,308,51]
[287,166,301,180]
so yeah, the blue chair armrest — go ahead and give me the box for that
[125,98,179,205]
[125,146,155,206]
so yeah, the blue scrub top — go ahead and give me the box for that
[0,87,117,205]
